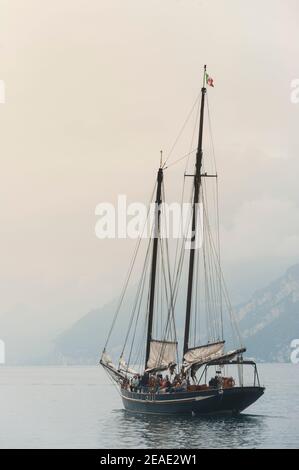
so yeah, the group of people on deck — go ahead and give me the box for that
[125,372,190,394]
[121,370,235,394]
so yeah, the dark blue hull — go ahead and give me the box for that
[121,387,265,416]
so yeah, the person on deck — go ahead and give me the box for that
[157,375,171,393]
[163,375,171,390]
[139,373,149,393]
[170,375,188,393]
[181,377,188,391]
[209,376,220,389]
[131,375,139,392]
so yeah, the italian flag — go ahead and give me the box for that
[205,72,214,87]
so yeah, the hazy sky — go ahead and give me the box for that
[0,0,298,361]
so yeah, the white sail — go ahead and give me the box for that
[101,352,115,368]
[146,340,177,371]
[184,341,225,366]
[215,348,246,364]
[119,357,138,376]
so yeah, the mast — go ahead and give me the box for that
[183,66,207,355]
[145,165,163,369]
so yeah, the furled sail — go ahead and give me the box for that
[146,339,177,371]
[187,347,247,374]
[119,357,138,376]
[101,352,115,369]
[100,352,125,380]
[184,341,225,366]
[208,348,247,365]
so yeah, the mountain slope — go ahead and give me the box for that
[53,264,299,364]
[53,300,120,364]
[236,264,299,362]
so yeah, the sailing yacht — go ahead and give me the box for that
[100,67,265,415]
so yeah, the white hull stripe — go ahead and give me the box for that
[121,394,215,404]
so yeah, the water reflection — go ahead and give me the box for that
[99,409,266,449]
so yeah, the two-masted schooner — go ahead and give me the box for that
[100,67,265,415]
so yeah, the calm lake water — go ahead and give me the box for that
[0,364,298,449]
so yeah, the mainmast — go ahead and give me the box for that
[145,165,163,369]
[183,66,207,355]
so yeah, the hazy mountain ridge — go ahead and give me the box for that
[236,264,299,362]
[53,301,119,365]
[50,264,299,365]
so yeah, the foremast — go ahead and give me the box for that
[145,165,164,369]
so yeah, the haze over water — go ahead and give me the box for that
[0,364,298,449]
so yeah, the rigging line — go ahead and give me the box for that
[138,276,152,370]
[194,230,200,347]
[127,255,149,369]
[186,94,201,173]
[150,240,167,368]
[163,149,197,170]
[204,148,222,339]
[201,187,210,340]
[202,185,223,341]
[161,183,178,343]
[158,238,172,342]
[181,97,201,342]
[216,177,224,340]
[209,233,222,339]
[136,326,147,371]
[203,185,219,342]
[143,185,174,369]
[168,162,195,319]
[161,237,177,345]
[160,254,164,338]
[103,183,157,352]
[207,88,222,337]
[204,189,219,339]
[103,368,122,397]
[160,253,165,339]
[133,280,150,369]
[172,182,194,293]
[180,96,201,346]
[162,93,201,168]
[154,245,161,338]
[202,215,212,340]
[170,205,190,310]
[170,96,200,283]
[171,175,189,287]
[170,94,200,295]
[122,256,148,362]
[207,97,223,338]
[150,189,178,368]
[134,327,147,374]
[222,274,243,347]
[207,92,217,176]
[132,189,173,370]
[158,245,162,338]
[193,173,205,347]
[171,192,194,310]
[159,246,165,340]
[121,221,154,358]
[209,185,223,340]
[204,213,239,344]
[160,243,167,341]
[130,276,152,373]
[202,199,243,347]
